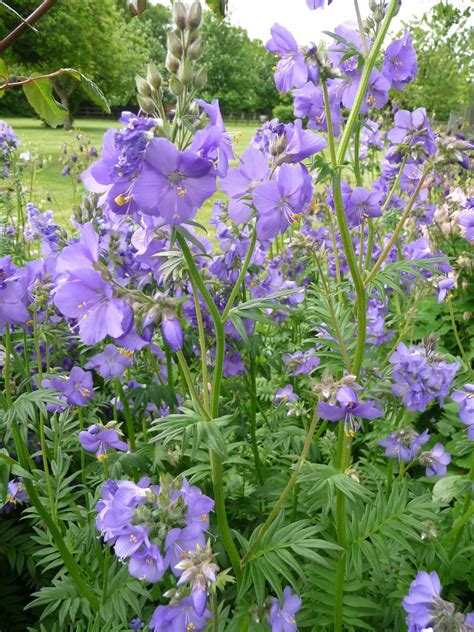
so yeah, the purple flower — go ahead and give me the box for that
[220,146,270,200]
[128,544,168,583]
[43,366,94,408]
[165,525,206,576]
[149,596,211,632]
[436,276,456,303]
[1,478,28,514]
[420,443,451,477]
[389,342,459,412]
[79,424,128,460]
[387,109,437,162]
[54,268,132,345]
[328,25,366,77]
[342,69,390,114]
[403,571,442,631]
[382,31,418,90]
[279,120,327,164]
[379,428,430,463]
[451,384,474,440]
[85,344,133,378]
[283,349,320,376]
[318,386,382,436]
[253,163,312,240]
[130,618,142,631]
[268,586,302,632]
[267,24,308,93]
[0,256,29,331]
[345,186,382,226]
[161,310,184,352]
[191,99,234,177]
[459,205,474,242]
[275,384,298,405]
[133,138,216,224]
[293,82,343,136]
[223,351,244,377]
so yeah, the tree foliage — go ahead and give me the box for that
[396,1,473,121]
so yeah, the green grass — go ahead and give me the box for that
[2,117,257,228]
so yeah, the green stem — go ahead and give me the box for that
[249,355,264,485]
[78,409,89,511]
[365,168,430,286]
[176,350,209,419]
[448,300,472,375]
[221,228,257,322]
[189,275,210,412]
[114,377,135,449]
[175,231,242,582]
[336,0,400,165]
[9,418,99,610]
[353,0,369,56]
[4,325,13,407]
[241,409,320,567]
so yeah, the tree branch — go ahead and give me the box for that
[0,0,59,53]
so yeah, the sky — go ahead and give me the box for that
[151,0,445,43]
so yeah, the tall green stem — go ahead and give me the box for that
[189,276,210,412]
[365,168,430,286]
[114,377,136,449]
[175,231,242,583]
[249,356,264,485]
[221,228,257,322]
[448,301,473,376]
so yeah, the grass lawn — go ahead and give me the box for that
[2,117,257,228]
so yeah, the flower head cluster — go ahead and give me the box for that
[403,570,474,631]
[379,427,429,463]
[24,203,63,256]
[0,120,19,178]
[96,474,214,590]
[389,342,459,412]
[0,256,30,331]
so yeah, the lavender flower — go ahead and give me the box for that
[293,82,343,136]
[85,344,133,378]
[133,138,217,224]
[379,428,430,463]
[253,163,312,240]
[1,479,28,514]
[283,349,320,376]
[161,310,184,352]
[419,443,451,477]
[149,596,211,632]
[382,31,418,90]
[42,367,94,408]
[389,342,459,413]
[345,186,383,226]
[451,384,474,440]
[403,570,474,631]
[317,386,383,436]
[268,586,302,632]
[0,256,30,331]
[275,384,298,405]
[79,424,128,460]
[387,108,437,162]
[266,24,307,93]
[0,120,19,178]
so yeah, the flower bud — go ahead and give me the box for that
[186,1,202,30]
[166,52,180,74]
[146,62,162,90]
[169,75,184,96]
[127,0,146,16]
[193,66,207,90]
[178,58,193,85]
[172,1,187,29]
[137,95,155,115]
[167,32,184,59]
[187,28,200,45]
[135,74,151,98]
[161,310,184,352]
[188,36,203,61]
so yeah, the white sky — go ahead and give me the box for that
[151,0,451,43]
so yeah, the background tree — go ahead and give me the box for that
[199,12,278,116]
[396,1,473,122]
[0,0,150,126]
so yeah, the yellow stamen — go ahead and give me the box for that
[97,453,107,462]
[114,194,131,207]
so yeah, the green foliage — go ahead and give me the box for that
[199,12,279,115]
[397,1,473,121]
